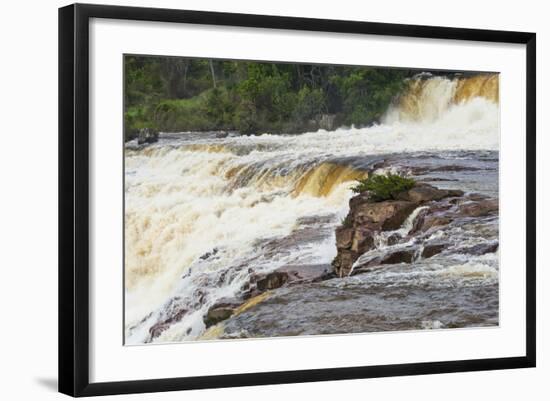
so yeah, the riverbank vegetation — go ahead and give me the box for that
[124,56,419,140]
[351,174,416,201]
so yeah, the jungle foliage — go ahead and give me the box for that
[124,56,415,140]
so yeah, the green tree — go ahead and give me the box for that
[332,68,408,126]
[123,55,420,138]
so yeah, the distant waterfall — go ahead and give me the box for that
[384,74,499,123]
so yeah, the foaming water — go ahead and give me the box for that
[125,74,499,343]
[384,74,499,123]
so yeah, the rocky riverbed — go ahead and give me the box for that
[196,176,498,340]
[125,144,499,343]
[125,125,499,344]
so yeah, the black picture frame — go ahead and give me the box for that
[59,3,536,397]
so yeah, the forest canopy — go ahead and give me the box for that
[124,56,418,140]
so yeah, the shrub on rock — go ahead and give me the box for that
[351,173,416,201]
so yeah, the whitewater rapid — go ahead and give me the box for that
[124,74,500,343]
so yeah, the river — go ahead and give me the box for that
[124,74,499,344]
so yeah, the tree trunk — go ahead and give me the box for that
[182,62,189,97]
[209,60,217,88]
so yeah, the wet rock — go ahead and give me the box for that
[200,247,218,260]
[419,177,460,182]
[351,228,375,253]
[149,308,188,339]
[137,128,159,145]
[458,242,499,255]
[149,324,169,340]
[240,281,252,298]
[249,265,332,297]
[275,264,333,283]
[349,192,371,210]
[352,246,423,273]
[350,256,383,274]
[354,200,418,230]
[446,189,466,198]
[350,265,376,276]
[204,299,241,328]
[421,216,452,231]
[318,114,337,130]
[396,184,463,203]
[431,165,483,172]
[421,243,446,258]
[386,233,402,246]
[427,203,454,214]
[335,227,354,248]
[256,271,289,291]
[333,181,465,277]
[450,192,489,205]
[411,165,483,175]
[408,207,429,235]
[350,247,417,270]
[204,307,235,327]
[380,249,415,265]
[466,193,491,202]
[260,222,332,258]
[458,199,498,217]
[332,249,360,277]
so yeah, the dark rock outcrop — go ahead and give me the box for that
[137,128,159,145]
[353,200,418,230]
[410,165,483,175]
[396,184,463,203]
[335,227,354,249]
[251,264,333,294]
[332,183,464,277]
[386,233,402,246]
[421,243,446,258]
[351,247,417,274]
[408,207,429,235]
[332,250,361,277]
[351,227,375,253]
[420,216,452,232]
[380,249,415,264]
[457,242,499,256]
[275,264,333,283]
[458,199,499,217]
[318,114,337,130]
[149,308,188,339]
[200,247,219,260]
[204,299,241,328]
[204,264,333,328]
[256,271,288,291]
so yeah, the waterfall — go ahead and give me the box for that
[124,73,499,343]
[384,74,499,123]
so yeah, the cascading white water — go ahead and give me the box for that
[125,74,500,343]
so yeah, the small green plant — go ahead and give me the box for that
[340,214,353,227]
[351,173,415,201]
